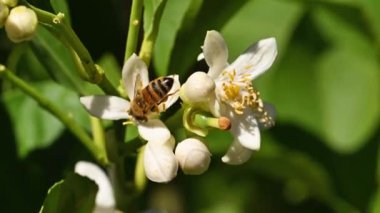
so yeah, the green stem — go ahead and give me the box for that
[139,37,154,67]
[0,66,106,166]
[124,0,143,61]
[26,3,119,95]
[90,117,109,164]
[134,147,147,194]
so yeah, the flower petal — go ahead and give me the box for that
[80,96,130,120]
[230,111,261,150]
[74,161,115,210]
[208,92,222,117]
[203,30,229,79]
[122,54,150,100]
[229,37,277,80]
[137,119,171,143]
[221,139,253,165]
[144,142,178,182]
[157,74,180,112]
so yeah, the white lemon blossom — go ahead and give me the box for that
[80,54,180,182]
[184,30,277,165]
[75,161,115,213]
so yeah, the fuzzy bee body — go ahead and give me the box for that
[130,76,174,121]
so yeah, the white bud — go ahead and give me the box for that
[5,6,38,43]
[180,71,215,104]
[1,0,18,7]
[175,138,211,175]
[144,142,178,183]
[0,3,9,28]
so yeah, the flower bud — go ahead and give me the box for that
[180,71,215,104]
[5,6,37,43]
[1,0,18,7]
[0,3,9,28]
[175,138,211,175]
[144,142,178,183]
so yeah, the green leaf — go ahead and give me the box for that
[312,5,373,53]
[167,0,250,77]
[221,0,304,61]
[30,26,86,94]
[153,0,194,75]
[50,0,71,24]
[269,46,322,135]
[97,53,121,90]
[2,81,91,157]
[369,189,380,213]
[316,48,379,153]
[143,0,167,39]
[361,0,380,49]
[40,173,98,213]
[253,135,359,212]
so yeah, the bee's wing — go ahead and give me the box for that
[134,74,143,98]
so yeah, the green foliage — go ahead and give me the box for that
[40,173,98,213]
[316,48,379,152]
[153,0,194,75]
[30,26,86,94]
[97,53,122,90]
[0,0,379,212]
[143,0,167,39]
[2,81,90,157]
[155,0,250,77]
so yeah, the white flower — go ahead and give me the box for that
[80,54,180,182]
[5,6,37,43]
[192,30,277,165]
[74,161,115,213]
[80,54,180,144]
[144,139,178,182]
[175,138,211,175]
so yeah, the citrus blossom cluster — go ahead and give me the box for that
[79,30,277,183]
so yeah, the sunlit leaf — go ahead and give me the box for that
[2,81,91,157]
[168,0,249,77]
[369,189,380,213]
[143,0,167,38]
[267,43,323,137]
[316,48,379,153]
[97,53,121,89]
[312,6,373,53]
[153,0,194,75]
[361,0,380,48]
[40,173,97,213]
[221,0,304,61]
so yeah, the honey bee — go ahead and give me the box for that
[129,74,175,122]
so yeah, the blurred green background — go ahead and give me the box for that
[0,0,379,212]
